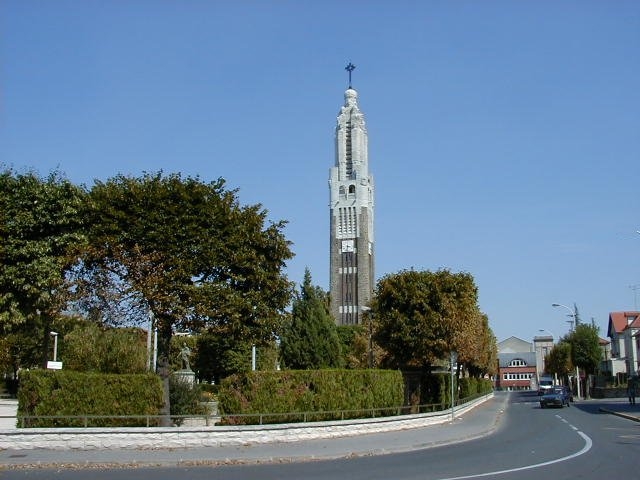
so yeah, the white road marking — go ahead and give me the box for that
[436,420,592,480]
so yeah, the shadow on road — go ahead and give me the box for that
[502,390,640,419]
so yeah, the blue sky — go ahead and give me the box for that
[2,1,639,344]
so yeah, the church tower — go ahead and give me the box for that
[329,64,375,325]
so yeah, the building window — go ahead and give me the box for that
[509,359,527,367]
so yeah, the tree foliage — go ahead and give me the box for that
[465,313,498,377]
[77,172,293,420]
[194,329,278,383]
[373,269,494,374]
[63,323,148,374]
[545,341,573,379]
[279,269,343,369]
[0,169,87,366]
[566,323,601,375]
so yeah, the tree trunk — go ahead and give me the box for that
[40,313,51,369]
[156,318,173,427]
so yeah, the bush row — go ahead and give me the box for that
[218,369,404,424]
[459,376,493,399]
[414,373,493,410]
[17,370,164,427]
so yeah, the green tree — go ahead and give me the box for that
[279,269,343,369]
[63,323,148,374]
[373,269,483,371]
[545,341,573,382]
[465,314,498,378]
[80,172,294,423]
[0,330,40,394]
[336,325,366,368]
[194,330,279,383]
[0,169,87,368]
[567,323,601,375]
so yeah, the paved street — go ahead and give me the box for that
[1,391,638,479]
[1,392,638,472]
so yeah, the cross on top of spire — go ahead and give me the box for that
[345,62,356,89]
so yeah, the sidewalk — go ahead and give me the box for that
[593,397,640,422]
[0,399,18,430]
[0,394,507,469]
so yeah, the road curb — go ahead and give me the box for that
[598,407,640,422]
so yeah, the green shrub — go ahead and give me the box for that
[17,370,164,427]
[199,383,219,395]
[459,377,478,399]
[218,369,404,424]
[63,324,147,374]
[477,378,493,394]
[421,373,451,408]
[169,376,206,425]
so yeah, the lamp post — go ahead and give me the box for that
[50,331,58,362]
[251,345,256,371]
[551,303,580,400]
[450,351,457,421]
[361,306,373,368]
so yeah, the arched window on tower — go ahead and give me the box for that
[348,184,355,195]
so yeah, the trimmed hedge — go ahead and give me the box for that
[459,377,493,399]
[17,370,164,427]
[419,373,493,410]
[218,369,404,424]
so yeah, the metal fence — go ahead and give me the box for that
[4,392,489,429]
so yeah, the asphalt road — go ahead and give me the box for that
[2,392,638,479]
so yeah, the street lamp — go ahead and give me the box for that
[450,351,458,421]
[50,331,58,362]
[361,306,373,368]
[551,303,581,400]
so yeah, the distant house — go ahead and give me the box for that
[496,336,537,391]
[606,311,640,378]
[599,337,612,375]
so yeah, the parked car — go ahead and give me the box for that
[540,386,571,408]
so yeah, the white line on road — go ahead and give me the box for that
[436,425,592,480]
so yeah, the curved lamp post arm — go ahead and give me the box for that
[552,303,576,331]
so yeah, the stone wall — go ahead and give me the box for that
[591,387,628,398]
[0,394,493,451]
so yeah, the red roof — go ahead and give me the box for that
[608,311,640,336]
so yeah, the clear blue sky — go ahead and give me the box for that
[2,1,639,344]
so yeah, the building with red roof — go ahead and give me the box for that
[606,311,640,378]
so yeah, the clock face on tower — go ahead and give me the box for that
[341,239,354,253]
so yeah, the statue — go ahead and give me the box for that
[180,343,192,371]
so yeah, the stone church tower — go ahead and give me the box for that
[329,66,375,325]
